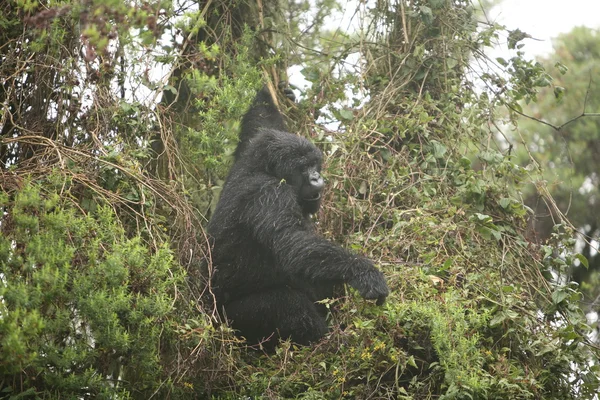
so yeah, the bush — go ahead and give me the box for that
[0,179,185,398]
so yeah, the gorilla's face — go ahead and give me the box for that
[298,164,324,214]
[279,160,324,215]
[250,130,325,215]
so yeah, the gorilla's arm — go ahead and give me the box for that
[276,230,389,304]
[244,182,389,304]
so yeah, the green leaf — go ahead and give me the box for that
[491,229,502,241]
[407,355,417,368]
[429,0,445,8]
[163,84,178,95]
[459,156,472,169]
[507,28,531,50]
[555,61,568,75]
[419,6,433,25]
[575,253,589,269]
[479,150,503,165]
[512,102,523,113]
[477,226,492,240]
[443,258,453,269]
[431,140,447,158]
[553,86,565,100]
[490,313,506,327]
[301,67,320,82]
[498,198,511,208]
[446,58,458,69]
[339,108,354,121]
[534,75,552,87]
[502,285,515,293]
[551,289,568,305]
[380,148,392,161]
[359,181,368,195]
[474,213,491,222]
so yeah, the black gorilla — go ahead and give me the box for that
[207,86,389,347]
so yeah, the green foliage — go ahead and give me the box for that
[180,32,265,173]
[513,26,600,323]
[2,0,599,399]
[0,180,185,398]
[173,2,597,399]
[169,27,273,216]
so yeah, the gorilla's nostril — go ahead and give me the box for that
[308,170,324,189]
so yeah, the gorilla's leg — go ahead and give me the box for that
[224,288,328,346]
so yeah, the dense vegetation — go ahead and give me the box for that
[514,26,600,321]
[1,0,598,398]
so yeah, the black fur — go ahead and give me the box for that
[208,86,388,347]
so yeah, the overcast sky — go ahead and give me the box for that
[489,0,600,56]
[290,1,600,91]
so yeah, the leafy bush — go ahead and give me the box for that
[0,180,185,398]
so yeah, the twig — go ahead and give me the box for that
[507,75,600,131]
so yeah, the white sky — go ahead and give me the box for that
[489,0,600,56]
[291,1,600,89]
[323,0,600,57]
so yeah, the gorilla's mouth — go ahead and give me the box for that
[303,193,321,201]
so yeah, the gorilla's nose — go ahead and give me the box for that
[309,171,324,190]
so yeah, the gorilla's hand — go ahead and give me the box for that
[278,81,296,103]
[282,87,296,102]
[348,259,389,306]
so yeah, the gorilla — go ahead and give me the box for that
[207,85,389,347]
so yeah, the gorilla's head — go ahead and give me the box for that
[244,130,324,215]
